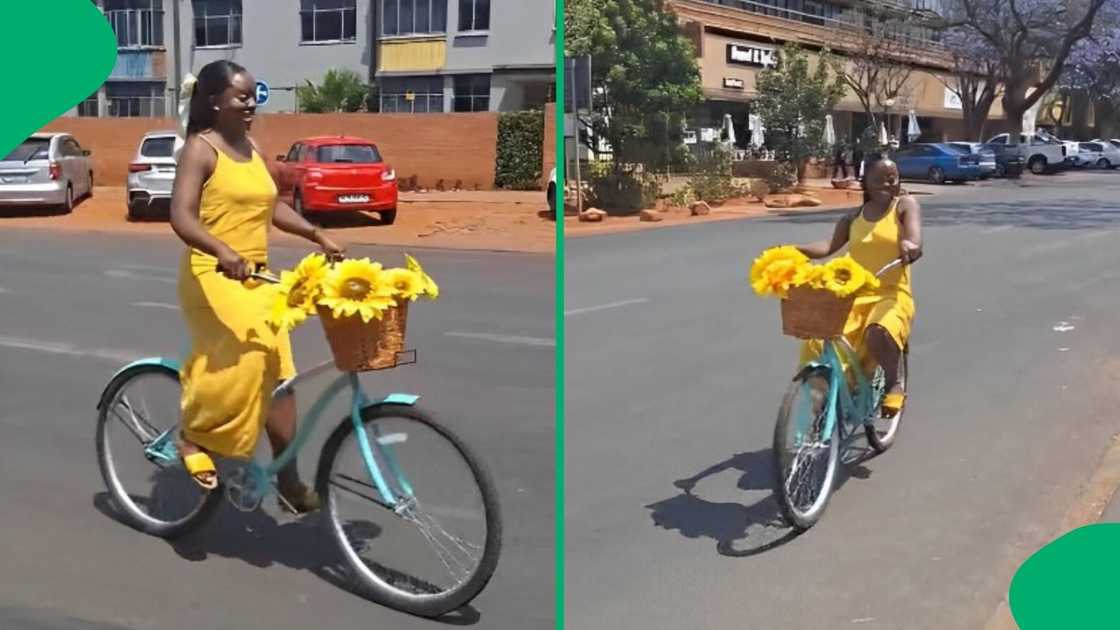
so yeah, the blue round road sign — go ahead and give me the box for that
[255,81,270,106]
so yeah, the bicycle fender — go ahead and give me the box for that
[95,357,180,411]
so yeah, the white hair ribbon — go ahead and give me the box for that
[173,73,198,163]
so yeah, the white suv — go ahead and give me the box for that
[126,131,177,221]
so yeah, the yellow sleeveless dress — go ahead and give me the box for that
[177,135,295,459]
[800,196,915,367]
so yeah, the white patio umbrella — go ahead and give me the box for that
[907,109,921,142]
[1023,87,1040,136]
[749,113,766,148]
[722,113,737,147]
[824,114,836,146]
[879,121,889,146]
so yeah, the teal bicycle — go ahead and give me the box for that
[94,272,502,618]
[773,258,909,530]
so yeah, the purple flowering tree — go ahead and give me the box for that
[945,0,1110,143]
[1062,1,1120,134]
[939,26,1002,140]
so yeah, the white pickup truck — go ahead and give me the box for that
[985,132,1074,175]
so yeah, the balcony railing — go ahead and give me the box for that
[105,8,165,48]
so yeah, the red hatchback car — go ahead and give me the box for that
[275,136,398,224]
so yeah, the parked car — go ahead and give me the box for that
[0,133,94,213]
[126,130,177,220]
[1072,142,1106,168]
[1088,139,1120,168]
[275,136,398,224]
[985,132,1072,174]
[947,142,997,178]
[547,167,557,218]
[982,143,1026,178]
[892,143,983,184]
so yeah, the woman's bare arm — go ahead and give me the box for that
[897,195,923,264]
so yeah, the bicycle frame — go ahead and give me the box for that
[802,336,882,444]
[101,355,421,511]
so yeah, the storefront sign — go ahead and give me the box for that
[723,77,745,90]
[726,44,777,68]
[944,87,963,110]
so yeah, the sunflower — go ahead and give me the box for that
[383,267,425,301]
[750,245,810,298]
[268,253,329,331]
[822,255,879,298]
[797,264,833,290]
[319,258,396,322]
[405,253,440,299]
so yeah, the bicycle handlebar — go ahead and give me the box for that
[214,262,280,284]
[874,258,904,278]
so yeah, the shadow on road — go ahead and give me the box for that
[646,446,875,557]
[763,197,1120,231]
[93,487,482,625]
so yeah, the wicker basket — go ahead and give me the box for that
[780,286,853,339]
[318,300,409,372]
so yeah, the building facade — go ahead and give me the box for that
[73,0,554,117]
[670,0,1008,147]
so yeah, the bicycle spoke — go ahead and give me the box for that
[400,503,482,589]
[111,396,160,444]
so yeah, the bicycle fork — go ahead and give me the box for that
[347,373,417,514]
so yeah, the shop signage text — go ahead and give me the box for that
[727,44,778,68]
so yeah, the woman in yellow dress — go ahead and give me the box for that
[795,155,923,417]
[169,60,344,512]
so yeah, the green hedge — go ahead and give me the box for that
[495,110,544,190]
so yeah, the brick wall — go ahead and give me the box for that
[41,112,502,190]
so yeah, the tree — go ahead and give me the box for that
[1061,1,1120,134]
[838,9,918,132]
[939,26,1002,141]
[297,69,372,113]
[946,0,1110,143]
[755,43,847,184]
[565,0,703,172]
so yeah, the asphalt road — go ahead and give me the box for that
[0,229,554,629]
[566,169,1120,629]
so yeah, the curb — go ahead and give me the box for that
[983,432,1120,630]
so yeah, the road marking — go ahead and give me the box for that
[131,301,178,310]
[105,269,176,284]
[565,298,650,316]
[444,331,555,347]
[0,334,136,363]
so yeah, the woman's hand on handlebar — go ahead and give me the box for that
[313,228,346,262]
[899,239,922,265]
[216,246,253,280]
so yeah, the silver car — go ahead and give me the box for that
[1089,139,1120,168]
[0,133,94,212]
[126,130,177,221]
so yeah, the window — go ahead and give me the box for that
[104,0,165,48]
[380,76,445,113]
[317,144,383,164]
[3,139,50,162]
[285,143,303,162]
[383,0,447,36]
[62,139,84,157]
[301,0,357,42]
[141,136,176,158]
[193,0,242,47]
[453,74,490,112]
[78,93,100,117]
[106,82,167,117]
[458,0,489,31]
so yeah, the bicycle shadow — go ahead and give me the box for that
[93,468,482,625]
[645,445,875,557]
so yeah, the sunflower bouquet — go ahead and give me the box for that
[749,245,880,339]
[268,252,439,371]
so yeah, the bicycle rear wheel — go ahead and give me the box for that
[317,403,501,618]
[773,366,840,531]
[865,346,909,453]
[95,364,220,539]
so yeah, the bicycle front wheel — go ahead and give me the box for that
[317,404,501,618]
[773,366,840,531]
[95,364,221,539]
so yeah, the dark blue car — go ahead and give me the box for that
[891,143,984,184]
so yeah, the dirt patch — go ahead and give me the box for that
[566,187,864,238]
[0,187,555,254]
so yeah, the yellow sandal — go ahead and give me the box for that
[881,392,906,418]
[182,451,218,490]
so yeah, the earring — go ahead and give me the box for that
[212,106,220,111]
